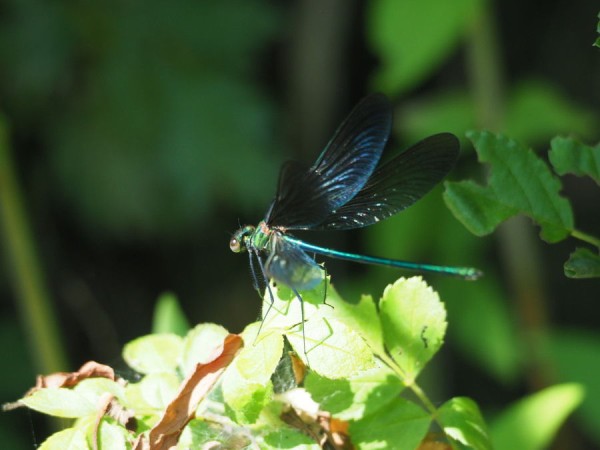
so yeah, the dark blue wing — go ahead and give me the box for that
[265,235,323,291]
[315,133,460,230]
[265,94,392,229]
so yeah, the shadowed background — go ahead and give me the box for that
[1,0,599,448]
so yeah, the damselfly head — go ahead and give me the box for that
[229,225,255,253]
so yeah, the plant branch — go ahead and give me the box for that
[0,117,68,373]
[571,229,600,249]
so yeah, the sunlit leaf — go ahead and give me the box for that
[380,277,446,379]
[438,397,492,450]
[260,282,377,379]
[123,333,182,375]
[152,292,190,336]
[549,137,600,184]
[323,286,384,356]
[221,323,283,423]
[349,397,430,450]
[98,420,129,450]
[444,131,574,242]
[20,388,96,418]
[305,366,403,421]
[38,427,89,450]
[262,429,320,449]
[286,315,377,379]
[490,383,584,450]
[125,372,180,412]
[19,378,123,419]
[180,323,230,376]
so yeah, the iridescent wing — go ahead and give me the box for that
[265,94,392,229]
[265,235,323,291]
[315,133,460,230]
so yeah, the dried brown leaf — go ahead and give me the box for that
[28,361,115,395]
[147,334,243,450]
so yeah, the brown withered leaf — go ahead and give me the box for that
[281,407,354,450]
[418,432,452,450]
[144,334,243,450]
[290,352,307,385]
[29,361,115,395]
[318,414,353,450]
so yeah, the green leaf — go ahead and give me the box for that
[97,420,129,450]
[287,316,377,379]
[549,329,600,444]
[549,137,600,184]
[349,397,430,450]
[399,80,598,145]
[74,378,125,405]
[323,288,384,356]
[260,282,377,379]
[443,277,521,384]
[262,429,320,449]
[124,372,180,413]
[504,81,598,142]
[564,247,600,278]
[398,91,475,144]
[20,388,96,419]
[236,322,284,381]
[223,381,273,425]
[490,383,584,450]
[380,277,446,379]
[20,379,123,419]
[39,427,89,450]
[444,131,574,243]
[185,420,232,447]
[152,292,190,336]
[123,333,183,375]
[221,322,283,423]
[438,397,492,450]
[305,366,404,421]
[367,0,480,95]
[180,323,230,376]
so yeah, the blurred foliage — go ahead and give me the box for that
[1,0,281,238]
[445,131,575,243]
[490,383,585,450]
[13,278,501,449]
[1,0,599,448]
[367,0,481,95]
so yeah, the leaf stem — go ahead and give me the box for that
[0,117,68,373]
[467,1,555,393]
[378,353,438,415]
[571,229,600,249]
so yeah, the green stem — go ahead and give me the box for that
[571,229,600,249]
[467,2,554,393]
[378,353,438,415]
[0,117,68,373]
[467,2,505,130]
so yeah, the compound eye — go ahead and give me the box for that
[229,237,241,253]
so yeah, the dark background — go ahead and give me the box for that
[1,0,599,448]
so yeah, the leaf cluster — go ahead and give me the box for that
[444,131,600,278]
[8,278,583,449]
